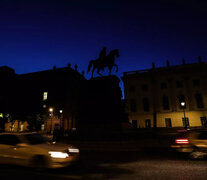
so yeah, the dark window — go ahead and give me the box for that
[200,117,207,127]
[195,93,204,108]
[0,135,20,146]
[132,120,137,128]
[176,81,183,88]
[182,117,189,127]
[178,94,185,109]
[193,79,200,86]
[162,95,170,110]
[142,84,148,91]
[129,85,136,92]
[160,82,167,89]
[165,118,172,128]
[130,99,136,112]
[145,119,151,128]
[143,98,150,112]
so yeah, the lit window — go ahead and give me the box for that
[43,92,48,101]
[41,124,45,131]
[20,124,24,132]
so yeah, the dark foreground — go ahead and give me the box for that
[1,149,207,180]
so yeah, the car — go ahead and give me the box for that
[171,129,207,159]
[0,132,79,168]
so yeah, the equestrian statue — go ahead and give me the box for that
[87,47,120,78]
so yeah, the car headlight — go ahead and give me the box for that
[68,148,79,153]
[48,151,69,158]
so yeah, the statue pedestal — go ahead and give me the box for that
[77,76,129,140]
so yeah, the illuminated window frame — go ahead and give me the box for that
[43,92,48,101]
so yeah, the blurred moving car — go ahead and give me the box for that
[0,133,79,168]
[171,129,207,159]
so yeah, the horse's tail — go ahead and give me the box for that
[87,60,93,73]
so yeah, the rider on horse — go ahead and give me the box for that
[87,47,119,78]
[98,47,107,63]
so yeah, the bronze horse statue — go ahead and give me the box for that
[87,49,119,78]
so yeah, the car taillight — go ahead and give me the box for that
[175,138,189,144]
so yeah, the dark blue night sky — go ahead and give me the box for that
[0,0,207,85]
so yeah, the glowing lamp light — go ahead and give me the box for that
[181,102,185,107]
[59,110,63,113]
[49,108,53,112]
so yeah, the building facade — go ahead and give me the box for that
[0,65,86,133]
[122,60,207,129]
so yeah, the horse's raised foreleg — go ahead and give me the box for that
[91,68,95,78]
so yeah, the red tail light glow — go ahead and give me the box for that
[175,138,189,144]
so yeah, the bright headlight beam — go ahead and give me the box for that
[49,151,69,158]
[68,148,79,153]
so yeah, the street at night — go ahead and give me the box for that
[1,1,207,179]
[1,149,207,180]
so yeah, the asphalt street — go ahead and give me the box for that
[1,150,207,180]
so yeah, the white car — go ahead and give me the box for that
[0,133,79,168]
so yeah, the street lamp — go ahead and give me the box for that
[59,110,63,129]
[49,108,53,134]
[181,102,187,129]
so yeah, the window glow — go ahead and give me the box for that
[43,92,48,101]
[20,124,24,131]
[41,124,45,131]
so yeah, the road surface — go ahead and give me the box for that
[1,149,207,180]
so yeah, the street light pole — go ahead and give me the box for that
[59,110,63,129]
[181,102,187,129]
[49,108,53,134]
